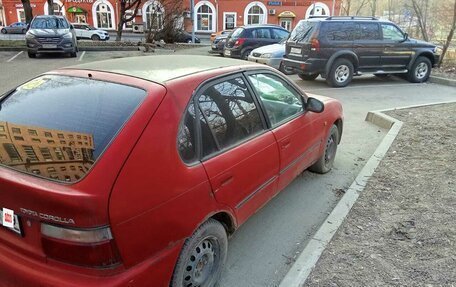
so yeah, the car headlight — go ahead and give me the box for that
[25,33,36,39]
[433,46,443,54]
[260,53,272,58]
[63,33,73,39]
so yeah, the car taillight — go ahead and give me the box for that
[310,38,320,52]
[41,223,120,268]
[234,38,246,47]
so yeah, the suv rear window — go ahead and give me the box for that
[289,20,317,43]
[0,75,146,182]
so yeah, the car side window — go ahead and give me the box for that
[197,76,264,155]
[272,28,289,40]
[177,101,197,163]
[247,73,303,127]
[324,22,356,41]
[382,24,404,41]
[253,28,271,39]
[356,23,381,40]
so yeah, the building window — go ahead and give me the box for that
[14,136,24,141]
[28,129,38,136]
[0,134,7,139]
[45,132,53,138]
[54,147,65,160]
[32,138,41,143]
[60,140,66,144]
[145,1,164,30]
[3,143,22,162]
[247,5,265,24]
[0,126,5,132]
[31,169,41,175]
[23,145,39,162]
[197,4,213,31]
[58,133,64,139]
[95,2,113,29]
[52,3,64,16]
[12,127,21,134]
[40,147,53,161]
[305,2,330,18]
[44,0,65,16]
[47,140,55,144]
[60,166,67,171]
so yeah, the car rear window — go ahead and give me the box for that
[289,20,317,43]
[230,28,244,39]
[0,75,146,182]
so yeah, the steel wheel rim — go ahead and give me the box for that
[335,65,349,83]
[183,236,220,287]
[325,133,337,165]
[415,62,428,79]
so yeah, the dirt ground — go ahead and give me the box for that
[303,103,456,287]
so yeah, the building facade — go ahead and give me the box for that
[1,0,339,32]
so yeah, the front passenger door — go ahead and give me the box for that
[381,23,411,69]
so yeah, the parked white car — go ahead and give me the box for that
[72,23,109,41]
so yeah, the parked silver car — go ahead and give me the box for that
[25,15,78,58]
[248,38,287,70]
[1,22,27,34]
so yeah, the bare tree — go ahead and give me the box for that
[439,0,456,67]
[370,0,377,16]
[411,0,430,41]
[145,0,184,44]
[20,0,34,23]
[354,0,369,15]
[115,0,142,41]
[47,0,54,15]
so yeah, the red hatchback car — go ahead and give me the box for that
[0,56,343,286]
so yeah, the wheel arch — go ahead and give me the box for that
[324,51,359,77]
[334,118,343,144]
[408,50,435,70]
[210,211,237,235]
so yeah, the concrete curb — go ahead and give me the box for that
[279,100,456,287]
[429,75,456,87]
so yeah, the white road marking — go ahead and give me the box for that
[78,51,86,61]
[305,83,426,92]
[6,51,23,62]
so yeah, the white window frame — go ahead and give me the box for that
[223,12,237,30]
[16,9,25,23]
[92,0,116,29]
[305,2,330,19]
[44,0,65,16]
[243,1,267,26]
[194,1,216,33]
[142,0,165,30]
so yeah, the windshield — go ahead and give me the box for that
[31,17,69,29]
[0,75,146,182]
[289,20,316,43]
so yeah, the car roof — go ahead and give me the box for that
[35,15,66,19]
[67,55,254,83]
[241,24,287,29]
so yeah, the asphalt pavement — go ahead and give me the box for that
[0,48,455,286]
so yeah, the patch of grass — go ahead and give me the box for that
[0,40,25,47]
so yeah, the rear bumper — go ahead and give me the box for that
[282,57,326,75]
[248,55,282,69]
[223,47,242,58]
[0,240,181,287]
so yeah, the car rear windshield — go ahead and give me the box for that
[230,28,244,39]
[0,75,146,183]
[289,20,317,43]
[31,17,69,29]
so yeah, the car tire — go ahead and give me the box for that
[187,39,192,44]
[1,28,6,34]
[91,34,100,41]
[298,73,319,81]
[326,58,354,88]
[309,125,339,174]
[70,48,77,58]
[241,49,252,60]
[170,219,228,287]
[407,56,431,83]
[27,52,36,58]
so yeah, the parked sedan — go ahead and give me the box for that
[248,38,287,69]
[0,55,342,287]
[1,22,27,34]
[72,23,109,41]
[210,35,227,55]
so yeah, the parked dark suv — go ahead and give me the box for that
[282,16,440,87]
[224,24,289,60]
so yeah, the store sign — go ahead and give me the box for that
[268,1,282,6]
[15,4,37,8]
[66,0,94,3]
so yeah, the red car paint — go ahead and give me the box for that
[0,57,343,286]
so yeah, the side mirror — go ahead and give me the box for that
[305,97,324,113]
[86,27,90,31]
[402,32,408,42]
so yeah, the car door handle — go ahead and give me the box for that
[280,138,291,149]
[220,175,234,187]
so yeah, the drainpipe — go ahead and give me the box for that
[190,0,195,43]
[215,0,218,32]
[332,0,335,16]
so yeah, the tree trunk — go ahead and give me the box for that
[47,0,54,15]
[439,0,456,67]
[20,0,34,24]
[116,2,126,41]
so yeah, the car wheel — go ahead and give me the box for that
[27,52,36,58]
[309,125,339,174]
[91,34,100,41]
[241,49,252,60]
[171,219,228,287]
[187,39,192,44]
[326,58,354,87]
[1,28,6,34]
[298,73,319,81]
[70,48,77,58]
[407,56,431,83]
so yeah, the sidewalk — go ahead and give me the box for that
[303,103,456,286]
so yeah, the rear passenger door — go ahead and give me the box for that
[198,74,280,224]
[353,22,383,69]
[245,71,323,192]
[251,28,275,49]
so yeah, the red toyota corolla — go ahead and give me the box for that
[0,55,343,286]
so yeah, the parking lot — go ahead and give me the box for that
[1,48,455,286]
